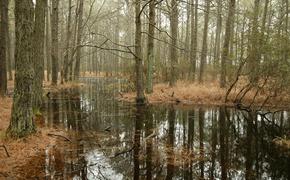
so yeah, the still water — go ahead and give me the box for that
[43,77,290,180]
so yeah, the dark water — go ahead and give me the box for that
[43,78,290,180]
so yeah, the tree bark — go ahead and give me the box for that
[220,0,236,88]
[33,0,46,108]
[169,0,178,87]
[198,0,210,83]
[7,0,36,138]
[135,0,145,104]
[74,0,84,80]
[190,0,198,81]
[45,2,51,81]
[63,0,72,82]
[51,0,59,85]
[6,0,13,81]
[0,0,8,96]
[248,0,260,83]
[146,0,156,93]
[213,0,222,78]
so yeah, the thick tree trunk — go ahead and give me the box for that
[7,0,36,138]
[146,0,155,93]
[0,0,8,96]
[33,0,46,108]
[51,0,59,85]
[169,0,178,87]
[220,0,236,88]
[198,0,210,83]
[74,0,84,80]
[135,0,145,104]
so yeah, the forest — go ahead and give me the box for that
[0,0,290,179]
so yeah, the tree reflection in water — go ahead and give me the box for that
[43,78,290,179]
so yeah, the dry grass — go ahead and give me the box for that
[119,80,290,107]
[274,138,290,149]
[81,71,107,78]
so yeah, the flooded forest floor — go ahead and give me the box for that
[0,77,290,179]
[0,80,81,179]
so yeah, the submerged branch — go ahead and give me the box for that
[47,133,72,142]
[113,146,135,157]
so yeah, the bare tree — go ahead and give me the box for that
[74,0,84,80]
[199,0,210,83]
[169,0,178,86]
[63,0,72,82]
[220,0,236,88]
[0,0,8,96]
[146,0,156,93]
[135,0,145,103]
[51,0,59,85]
[33,0,47,108]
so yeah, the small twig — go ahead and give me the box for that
[47,133,72,142]
[0,145,10,157]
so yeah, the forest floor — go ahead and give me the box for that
[119,81,290,108]
[0,80,79,179]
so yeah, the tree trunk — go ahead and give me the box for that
[45,2,51,81]
[74,0,84,80]
[69,2,80,81]
[190,0,198,81]
[63,0,72,82]
[184,0,190,69]
[198,0,210,83]
[51,0,59,85]
[169,0,178,87]
[7,0,35,138]
[7,20,13,81]
[33,0,46,108]
[248,0,260,83]
[213,0,222,78]
[0,0,8,96]
[6,0,13,81]
[146,0,156,93]
[135,0,145,104]
[220,0,236,88]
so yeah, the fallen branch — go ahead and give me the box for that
[47,133,72,142]
[0,145,10,157]
[113,146,135,157]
